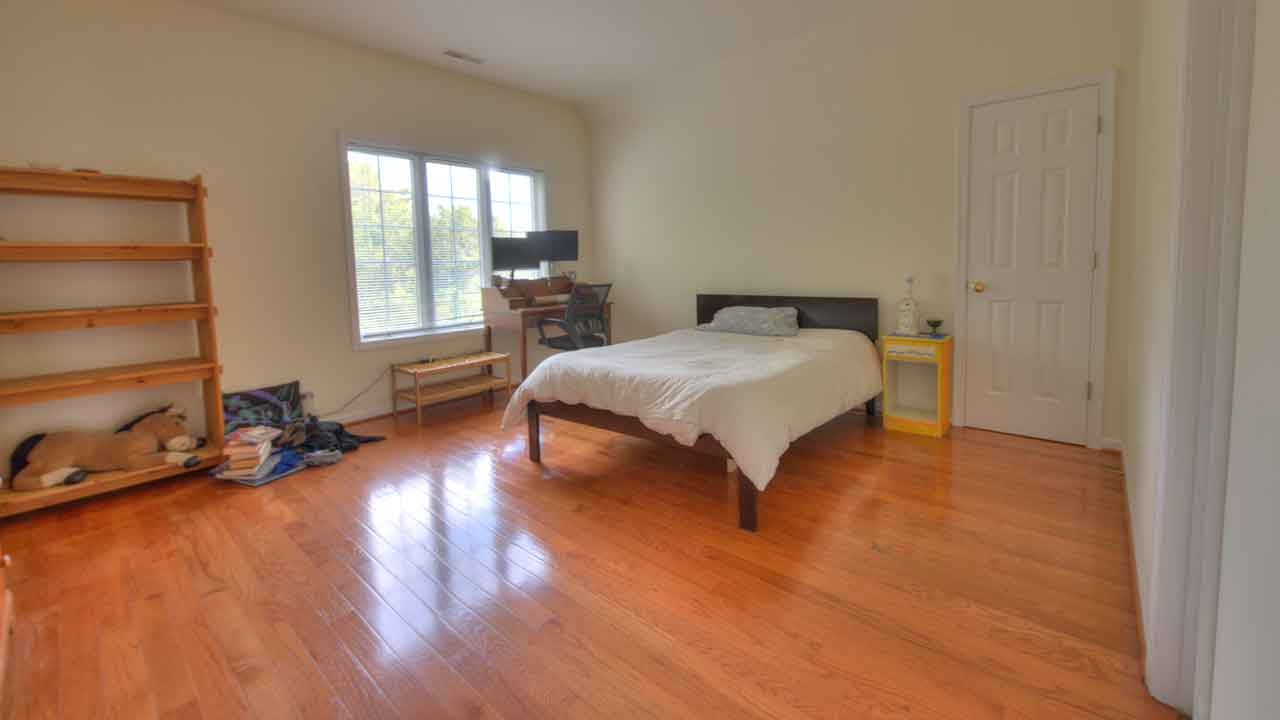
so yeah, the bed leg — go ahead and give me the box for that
[737,471,758,532]
[527,401,542,463]
[865,398,877,421]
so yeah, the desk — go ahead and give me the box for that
[483,302,613,380]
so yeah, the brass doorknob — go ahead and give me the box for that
[968,281,986,294]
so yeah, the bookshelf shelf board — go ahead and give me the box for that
[0,167,199,201]
[0,358,218,408]
[0,447,222,519]
[0,303,211,334]
[0,242,207,263]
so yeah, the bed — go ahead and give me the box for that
[501,294,881,531]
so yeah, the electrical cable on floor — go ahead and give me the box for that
[315,368,389,419]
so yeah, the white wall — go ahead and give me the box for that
[1123,0,1185,641]
[589,0,1140,443]
[1211,1,1280,714]
[0,0,591,468]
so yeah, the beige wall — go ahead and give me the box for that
[1212,1,1280,713]
[0,0,590,466]
[1123,0,1184,626]
[589,0,1140,443]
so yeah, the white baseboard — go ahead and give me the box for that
[324,403,394,426]
[1102,437,1124,452]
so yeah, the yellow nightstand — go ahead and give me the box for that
[881,335,953,437]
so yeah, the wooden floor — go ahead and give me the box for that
[0,399,1175,719]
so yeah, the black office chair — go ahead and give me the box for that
[537,283,612,351]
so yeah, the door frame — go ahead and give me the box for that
[1144,0,1254,712]
[952,72,1117,449]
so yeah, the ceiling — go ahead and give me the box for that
[196,0,849,105]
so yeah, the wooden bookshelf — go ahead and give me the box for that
[0,302,211,334]
[0,167,224,517]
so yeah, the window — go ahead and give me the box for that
[344,146,546,344]
[489,168,542,280]
[425,161,482,329]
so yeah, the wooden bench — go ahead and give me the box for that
[391,352,512,425]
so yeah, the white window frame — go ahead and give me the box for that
[338,135,547,350]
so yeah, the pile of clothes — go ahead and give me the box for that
[213,415,383,487]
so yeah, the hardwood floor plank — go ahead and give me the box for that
[279,478,567,720]
[56,590,105,719]
[303,470,759,720]
[272,486,509,720]
[291,470,639,720]
[152,556,253,720]
[129,589,203,720]
[98,577,160,720]
[172,509,351,720]
[3,608,58,720]
[344,445,991,720]
[0,402,1175,719]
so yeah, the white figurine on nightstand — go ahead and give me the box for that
[896,273,920,335]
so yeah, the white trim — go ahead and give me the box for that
[952,73,1116,449]
[1142,0,1255,713]
[1102,437,1124,453]
[325,403,395,426]
[347,323,486,353]
[1192,4,1253,713]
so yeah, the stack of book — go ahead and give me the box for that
[226,425,283,446]
[217,426,283,483]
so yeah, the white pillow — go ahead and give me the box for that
[697,306,800,336]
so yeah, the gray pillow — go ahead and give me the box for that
[697,306,800,337]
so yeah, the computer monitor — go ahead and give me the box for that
[491,236,541,270]
[526,230,579,262]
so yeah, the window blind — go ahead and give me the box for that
[347,151,422,340]
[425,161,484,327]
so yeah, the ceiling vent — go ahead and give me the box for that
[443,49,485,64]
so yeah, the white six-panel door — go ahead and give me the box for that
[963,85,1099,444]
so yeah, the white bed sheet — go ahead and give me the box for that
[501,328,882,490]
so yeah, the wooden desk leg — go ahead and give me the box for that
[414,375,423,426]
[505,357,512,397]
[519,321,529,381]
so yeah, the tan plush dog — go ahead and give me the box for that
[8,406,201,491]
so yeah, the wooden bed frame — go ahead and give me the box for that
[526,294,880,531]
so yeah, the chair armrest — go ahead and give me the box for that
[536,318,570,343]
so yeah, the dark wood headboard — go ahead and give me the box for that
[696,294,879,340]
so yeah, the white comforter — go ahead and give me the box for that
[501,328,882,490]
